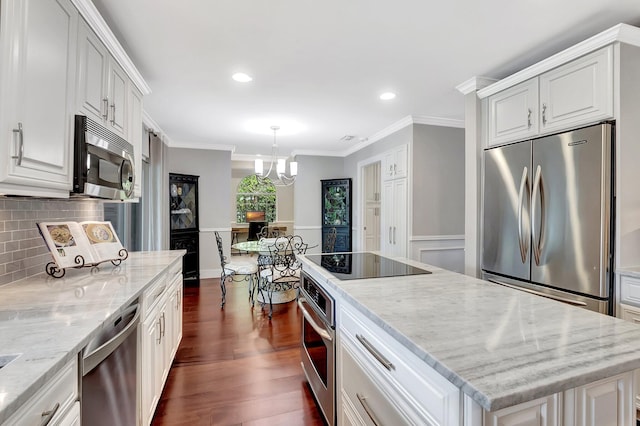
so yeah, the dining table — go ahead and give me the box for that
[230,238,318,306]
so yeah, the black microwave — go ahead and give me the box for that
[72,115,135,200]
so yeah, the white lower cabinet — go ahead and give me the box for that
[140,261,183,426]
[484,394,561,426]
[338,301,638,426]
[339,304,461,426]
[2,357,78,426]
[381,177,407,258]
[340,341,413,425]
[564,372,634,426]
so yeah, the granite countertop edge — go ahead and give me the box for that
[300,254,640,412]
[0,250,185,424]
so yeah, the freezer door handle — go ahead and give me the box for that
[531,165,546,266]
[517,166,529,264]
[487,278,588,307]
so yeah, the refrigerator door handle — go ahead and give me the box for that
[531,165,546,266]
[517,166,529,264]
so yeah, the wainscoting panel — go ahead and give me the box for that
[410,235,465,273]
[292,226,322,255]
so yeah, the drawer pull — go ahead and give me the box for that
[356,334,395,371]
[40,402,60,426]
[153,284,167,301]
[357,393,382,426]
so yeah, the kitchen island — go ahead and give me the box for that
[300,253,640,425]
[0,250,184,425]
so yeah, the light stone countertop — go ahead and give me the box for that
[0,250,184,424]
[300,253,640,412]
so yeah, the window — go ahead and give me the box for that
[236,176,276,223]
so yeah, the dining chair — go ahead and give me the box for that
[247,221,266,241]
[256,235,308,318]
[214,231,259,307]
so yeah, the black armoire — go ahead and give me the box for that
[321,178,352,252]
[169,173,200,286]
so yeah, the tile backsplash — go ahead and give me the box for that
[0,198,103,286]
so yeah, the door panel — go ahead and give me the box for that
[531,124,611,298]
[482,141,532,280]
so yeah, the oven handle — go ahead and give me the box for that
[298,298,332,342]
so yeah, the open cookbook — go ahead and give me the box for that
[37,221,125,269]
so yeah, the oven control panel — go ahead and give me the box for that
[301,272,335,328]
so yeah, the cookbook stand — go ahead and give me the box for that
[45,248,129,278]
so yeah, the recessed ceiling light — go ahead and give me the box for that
[380,92,396,100]
[232,73,253,83]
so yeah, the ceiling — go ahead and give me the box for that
[91,0,640,158]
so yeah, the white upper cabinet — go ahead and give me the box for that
[487,79,539,146]
[129,85,143,198]
[77,19,128,139]
[539,46,613,133]
[383,144,407,181]
[0,0,78,196]
[486,46,614,147]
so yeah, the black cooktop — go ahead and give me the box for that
[306,252,431,280]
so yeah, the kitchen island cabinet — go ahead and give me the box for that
[0,250,185,425]
[300,254,640,425]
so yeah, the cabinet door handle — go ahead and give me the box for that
[542,103,547,125]
[161,312,166,337]
[527,108,532,128]
[156,318,162,344]
[110,104,116,124]
[393,163,397,175]
[393,226,396,244]
[356,394,382,426]
[356,334,395,371]
[12,122,24,166]
[388,227,392,244]
[40,402,60,426]
[102,98,109,120]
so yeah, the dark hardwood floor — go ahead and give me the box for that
[151,278,326,426]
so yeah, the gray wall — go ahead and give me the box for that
[293,155,345,251]
[168,147,232,275]
[412,124,465,235]
[168,148,232,229]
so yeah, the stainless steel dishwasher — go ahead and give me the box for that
[82,301,140,426]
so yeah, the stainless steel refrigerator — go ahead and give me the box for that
[482,123,613,314]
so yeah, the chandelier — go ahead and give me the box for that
[254,126,298,186]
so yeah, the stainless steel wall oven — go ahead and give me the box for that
[298,271,335,426]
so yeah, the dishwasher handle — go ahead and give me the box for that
[83,303,140,375]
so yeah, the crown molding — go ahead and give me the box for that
[477,23,640,99]
[166,141,236,152]
[71,0,152,95]
[289,149,346,158]
[142,110,162,134]
[455,76,498,95]
[412,115,465,128]
[290,114,465,158]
